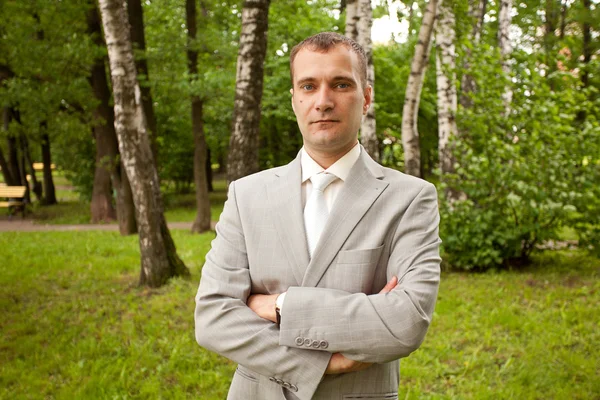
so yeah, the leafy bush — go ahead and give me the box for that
[439,47,600,270]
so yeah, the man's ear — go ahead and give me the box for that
[363,85,373,115]
[290,88,295,112]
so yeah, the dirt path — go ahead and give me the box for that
[0,219,216,232]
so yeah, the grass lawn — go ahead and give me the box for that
[0,232,598,399]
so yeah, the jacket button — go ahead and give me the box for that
[295,337,303,346]
[275,378,284,385]
[303,338,312,347]
[291,384,299,392]
[282,382,291,389]
[319,340,328,349]
[311,340,320,348]
[269,377,276,382]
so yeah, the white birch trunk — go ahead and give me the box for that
[401,0,438,178]
[344,0,359,39]
[227,0,270,182]
[355,0,379,161]
[98,0,188,287]
[435,0,458,176]
[498,0,512,115]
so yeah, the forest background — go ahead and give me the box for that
[0,0,599,398]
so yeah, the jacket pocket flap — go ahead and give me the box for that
[337,244,384,265]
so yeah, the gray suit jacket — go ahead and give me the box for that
[195,148,441,400]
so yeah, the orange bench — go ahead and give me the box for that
[0,186,27,218]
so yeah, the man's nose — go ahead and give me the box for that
[315,87,334,112]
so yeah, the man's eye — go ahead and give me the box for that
[301,84,314,90]
[337,83,350,89]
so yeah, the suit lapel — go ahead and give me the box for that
[267,152,309,285]
[301,150,389,288]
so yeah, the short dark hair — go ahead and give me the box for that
[289,32,368,89]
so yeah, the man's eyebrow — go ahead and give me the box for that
[295,75,357,85]
[295,77,316,86]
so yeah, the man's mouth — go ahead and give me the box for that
[311,119,339,124]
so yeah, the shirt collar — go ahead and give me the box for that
[301,143,361,183]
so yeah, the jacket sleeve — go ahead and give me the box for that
[195,181,331,400]
[278,183,441,363]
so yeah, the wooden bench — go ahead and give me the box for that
[0,186,27,218]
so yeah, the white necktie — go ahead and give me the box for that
[304,172,338,256]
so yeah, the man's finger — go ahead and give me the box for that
[378,276,398,294]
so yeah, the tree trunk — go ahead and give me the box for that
[580,0,591,89]
[435,0,458,176]
[115,164,138,235]
[41,132,57,205]
[355,0,379,161]
[21,134,43,202]
[498,0,512,115]
[206,147,213,192]
[89,3,118,223]
[8,135,22,186]
[227,0,271,182]
[344,0,359,39]
[127,0,159,166]
[1,108,17,186]
[99,0,189,287]
[460,0,487,109]
[186,0,211,234]
[401,0,438,178]
[17,136,31,204]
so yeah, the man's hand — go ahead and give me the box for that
[325,276,398,375]
[247,293,279,323]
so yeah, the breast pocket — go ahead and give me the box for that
[329,245,384,293]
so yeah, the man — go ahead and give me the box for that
[195,32,441,400]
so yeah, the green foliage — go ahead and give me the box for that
[440,46,600,270]
[1,233,598,398]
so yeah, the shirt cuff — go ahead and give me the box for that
[276,292,286,314]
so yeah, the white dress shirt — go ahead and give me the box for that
[277,143,361,313]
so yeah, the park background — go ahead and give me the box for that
[0,0,598,398]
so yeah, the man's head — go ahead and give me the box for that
[289,32,372,162]
[290,32,368,89]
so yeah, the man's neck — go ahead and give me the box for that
[304,141,359,169]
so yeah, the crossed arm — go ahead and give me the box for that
[247,276,400,374]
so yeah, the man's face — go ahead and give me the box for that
[290,45,371,157]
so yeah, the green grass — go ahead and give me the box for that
[0,231,598,399]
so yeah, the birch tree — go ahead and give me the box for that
[435,0,458,176]
[345,0,359,39]
[498,0,512,114]
[127,0,159,164]
[98,0,189,287]
[186,0,211,233]
[227,0,271,182]
[401,0,438,178]
[355,0,379,161]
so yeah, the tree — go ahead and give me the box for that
[354,0,379,160]
[402,0,438,178]
[127,0,159,165]
[498,0,513,114]
[227,0,271,182]
[88,4,117,223]
[186,0,211,234]
[435,0,458,178]
[459,0,487,109]
[98,0,189,287]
